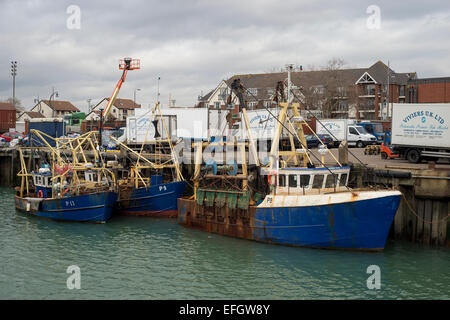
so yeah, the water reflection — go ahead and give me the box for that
[1,187,449,299]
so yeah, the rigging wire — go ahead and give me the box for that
[288,88,387,188]
[234,80,349,191]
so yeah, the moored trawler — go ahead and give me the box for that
[116,175,186,218]
[178,166,401,250]
[112,102,186,218]
[177,78,402,251]
[14,130,118,223]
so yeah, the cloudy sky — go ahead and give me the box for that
[1,0,449,112]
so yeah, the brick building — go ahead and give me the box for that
[0,102,16,133]
[406,77,450,103]
[198,61,416,120]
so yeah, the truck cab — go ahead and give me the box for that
[347,125,377,148]
[316,119,377,148]
[357,122,385,143]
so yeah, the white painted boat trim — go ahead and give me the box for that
[257,190,402,208]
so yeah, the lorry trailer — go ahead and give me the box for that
[391,103,450,163]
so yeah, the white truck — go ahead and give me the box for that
[120,107,231,145]
[315,119,377,148]
[391,103,450,163]
[239,108,281,140]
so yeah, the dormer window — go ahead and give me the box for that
[247,88,258,96]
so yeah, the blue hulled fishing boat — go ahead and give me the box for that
[14,131,118,223]
[113,102,186,218]
[116,176,186,217]
[15,190,118,223]
[177,78,401,251]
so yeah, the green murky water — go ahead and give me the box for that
[0,187,448,299]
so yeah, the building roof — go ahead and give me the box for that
[198,90,214,102]
[0,102,15,111]
[109,98,141,109]
[408,77,450,84]
[366,61,416,85]
[21,111,45,118]
[217,61,416,102]
[41,100,80,112]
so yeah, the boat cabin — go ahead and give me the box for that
[275,166,350,195]
[85,170,97,182]
[33,171,53,198]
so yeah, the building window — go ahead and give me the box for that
[312,86,325,94]
[218,88,228,100]
[247,88,258,96]
[337,87,347,97]
[247,101,258,108]
[214,102,220,109]
[365,85,375,96]
[338,100,348,111]
[399,85,405,97]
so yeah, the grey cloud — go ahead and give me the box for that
[0,0,449,112]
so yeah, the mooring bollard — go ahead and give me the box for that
[339,140,348,165]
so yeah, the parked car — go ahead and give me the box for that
[0,131,25,142]
[305,134,334,148]
[0,137,7,148]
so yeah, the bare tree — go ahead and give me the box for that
[346,85,362,120]
[5,97,22,111]
[299,58,356,118]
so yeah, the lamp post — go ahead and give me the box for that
[99,108,104,149]
[11,61,17,107]
[87,99,92,113]
[49,88,59,118]
[134,88,141,105]
[157,77,160,104]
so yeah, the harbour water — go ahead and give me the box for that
[0,187,448,300]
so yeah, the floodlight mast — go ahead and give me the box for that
[102,57,140,122]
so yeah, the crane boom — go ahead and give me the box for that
[102,57,140,122]
[227,79,260,166]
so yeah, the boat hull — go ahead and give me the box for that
[14,191,118,223]
[116,181,186,217]
[177,190,402,251]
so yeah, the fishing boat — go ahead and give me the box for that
[177,79,401,251]
[112,103,186,217]
[14,130,118,223]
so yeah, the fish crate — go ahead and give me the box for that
[364,145,381,155]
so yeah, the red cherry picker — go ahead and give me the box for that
[97,58,139,147]
[101,57,140,122]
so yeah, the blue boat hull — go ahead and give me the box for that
[177,191,402,251]
[252,195,401,250]
[15,191,118,223]
[116,181,186,217]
